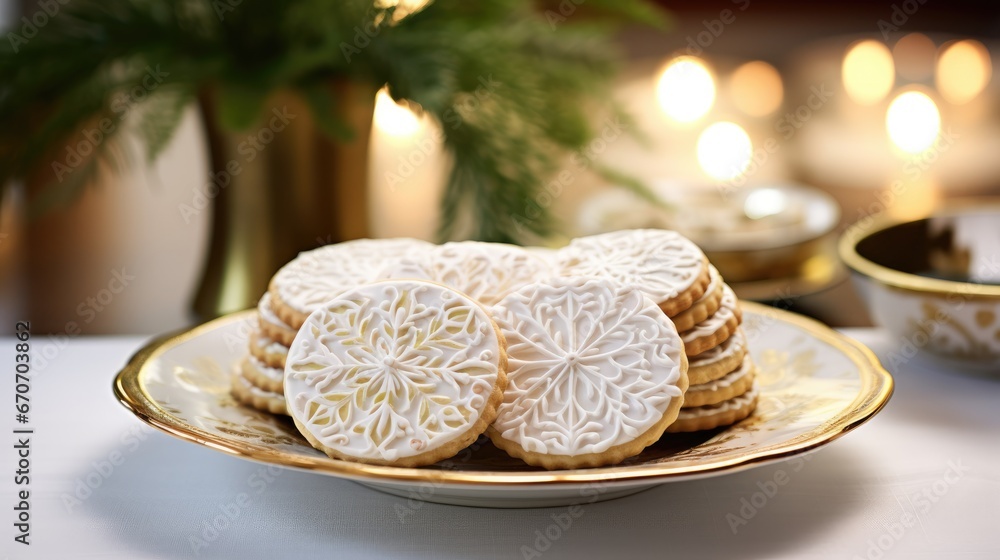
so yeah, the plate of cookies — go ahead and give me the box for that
[115,230,893,508]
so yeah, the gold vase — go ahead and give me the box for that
[192,81,376,318]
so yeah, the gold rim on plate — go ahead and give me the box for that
[114,302,893,486]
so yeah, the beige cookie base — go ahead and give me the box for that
[266,287,311,331]
[248,330,288,369]
[688,329,748,385]
[683,356,755,408]
[231,368,287,416]
[291,315,510,468]
[240,356,284,394]
[258,309,297,347]
[487,356,689,470]
[670,275,724,332]
[659,258,712,317]
[666,384,758,433]
[682,305,743,356]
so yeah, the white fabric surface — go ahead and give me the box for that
[1,329,998,559]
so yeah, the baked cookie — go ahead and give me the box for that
[488,277,688,469]
[688,328,748,385]
[249,330,288,369]
[241,355,284,394]
[258,293,297,347]
[666,384,759,433]
[231,366,287,416]
[284,280,507,467]
[682,355,755,408]
[557,229,710,316]
[671,265,724,332]
[269,238,434,329]
[681,283,742,356]
[380,241,551,306]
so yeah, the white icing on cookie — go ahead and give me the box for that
[250,330,289,357]
[247,356,284,384]
[676,384,759,419]
[694,265,722,305]
[681,283,740,344]
[271,238,434,315]
[687,355,752,394]
[379,241,551,306]
[284,280,503,462]
[258,293,293,331]
[556,229,706,304]
[491,277,686,457]
[689,328,747,368]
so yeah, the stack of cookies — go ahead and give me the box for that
[229,230,759,470]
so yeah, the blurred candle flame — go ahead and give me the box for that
[936,40,992,105]
[843,40,895,105]
[697,122,753,181]
[373,87,421,137]
[886,91,940,154]
[730,61,784,117]
[656,56,716,123]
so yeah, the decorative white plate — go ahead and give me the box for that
[114,303,892,508]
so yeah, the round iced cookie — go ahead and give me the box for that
[258,293,298,347]
[682,355,755,408]
[241,355,285,394]
[666,384,759,433]
[557,229,710,316]
[488,277,689,470]
[269,238,434,328]
[231,366,287,416]
[671,265,724,332]
[249,330,288,369]
[284,280,507,467]
[380,241,551,306]
[681,283,742,356]
[688,328,748,385]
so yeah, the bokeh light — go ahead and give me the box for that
[697,122,753,181]
[656,56,716,123]
[730,61,784,117]
[843,40,895,105]
[886,91,940,154]
[936,40,992,104]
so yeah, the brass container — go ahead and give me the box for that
[192,81,376,318]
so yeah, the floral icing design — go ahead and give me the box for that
[380,241,551,306]
[556,229,705,303]
[271,238,434,315]
[491,278,686,456]
[284,280,502,461]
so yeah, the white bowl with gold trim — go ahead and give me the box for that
[840,200,1000,370]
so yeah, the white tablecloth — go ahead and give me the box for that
[1,329,998,559]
